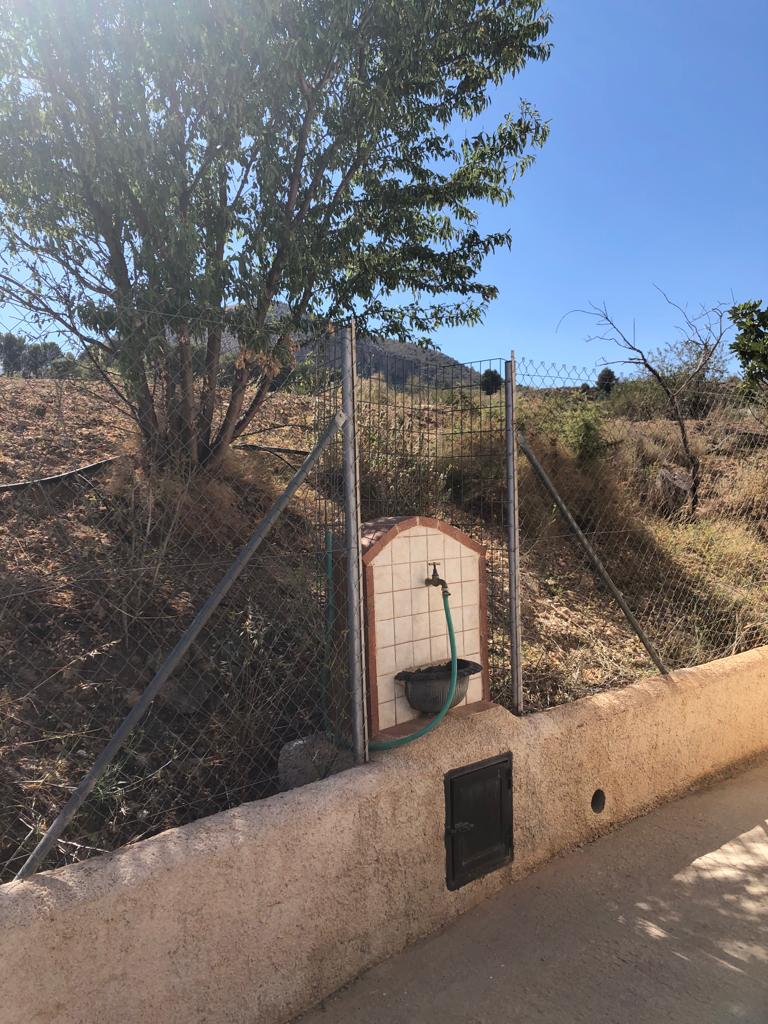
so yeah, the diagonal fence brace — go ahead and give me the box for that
[15,410,347,881]
[517,431,669,678]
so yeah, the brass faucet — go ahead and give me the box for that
[425,562,450,595]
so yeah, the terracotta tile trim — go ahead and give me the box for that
[478,554,491,702]
[373,699,496,741]
[362,515,485,566]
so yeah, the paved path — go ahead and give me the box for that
[297,760,768,1024]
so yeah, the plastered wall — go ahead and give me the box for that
[2,648,768,1024]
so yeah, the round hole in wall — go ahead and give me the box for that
[591,788,606,814]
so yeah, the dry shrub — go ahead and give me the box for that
[105,450,278,550]
[0,445,326,880]
[713,461,768,520]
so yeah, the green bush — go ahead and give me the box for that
[559,404,606,461]
[606,378,668,420]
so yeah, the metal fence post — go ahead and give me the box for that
[505,354,524,715]
[341,322,368,763]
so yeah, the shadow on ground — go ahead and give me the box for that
[296,759,768,1024]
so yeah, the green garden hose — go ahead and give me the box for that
[369,587,458,751]
[321,533,459,752]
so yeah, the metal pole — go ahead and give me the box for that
[516,432,669,677]
[505,355,524,715]
[341,322,368,765]
[15,411,347,881]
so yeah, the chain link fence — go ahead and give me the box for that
[514,358,768,706]
[0,315,358,881]
[3,314,767,882]
[340,347,768,715]
[349,352,517,708]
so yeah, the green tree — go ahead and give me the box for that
[0,0,551,468]
[21,340,64,377]
[480,368,503,396]
[0,331,26,375]
[595,367,617,395]
[50,353,81,379]
[729,300,768,390]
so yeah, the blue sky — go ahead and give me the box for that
[434,0,768,370]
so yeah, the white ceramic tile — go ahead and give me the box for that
[395,641,415,669]
[412,638,431,666]
[394,615,413,644]
[377,645,396,675]
[377,618,395,648]
[390,536,410,564]
[376,591,394,622]
[411,563,431,588]
[411,588,429,615]
[460,555,479,581]
[450,607,464,633]
[392,562,414,591]
[373,564,393,594]
[462,604,479,630]
[377,672,397,702]
[444,557,461,584]
[429,609,446,637]
[461,579,479,607]
[395,695,420,724]
[409,534,428,563]
[466,676,484,702]
[394,679,406,699]
[373,544,392,566]
[378,700,396,730]
[444,537,461,561]
[404,524,427,536]
[430,634,449,662]
[428,584,444,610]
[392,588,412,617]
[426,532,444,560]
[463,628,481,656]
[412,612,430,641]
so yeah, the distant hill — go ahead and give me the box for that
[221,302,479,389]
[296,330,479,390]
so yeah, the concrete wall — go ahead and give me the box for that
[2,648,768,1024]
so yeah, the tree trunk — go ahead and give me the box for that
[197,324,222,459]
[177,328,198,465]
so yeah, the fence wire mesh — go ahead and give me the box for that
[0,310,355,881]
[3,305,768,882]
[334,346,768,717]
[514,358,768,707]
[349,352,515,707]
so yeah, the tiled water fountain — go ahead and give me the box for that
[361,516,490,737]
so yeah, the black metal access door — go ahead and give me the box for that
[444,753,513,891]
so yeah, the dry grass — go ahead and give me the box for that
[0,379,338,878]
[2,374,768,877]
[0,377,136,484]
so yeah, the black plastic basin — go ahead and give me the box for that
[395,659,483,714]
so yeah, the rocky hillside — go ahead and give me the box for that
[297,331,480,388]
[220,301,481,388]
